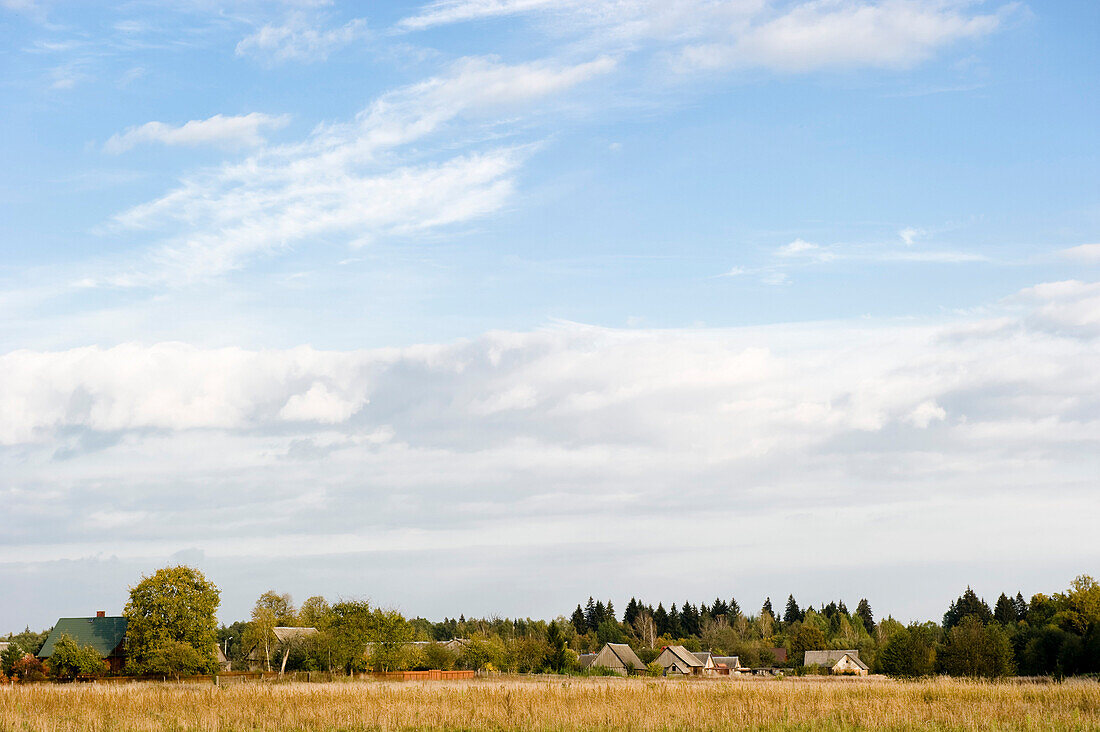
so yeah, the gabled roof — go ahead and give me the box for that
[38,617,127,659]
[271,626,318,644]
[803,649,862,667]
[662,645,703,668]
[712,655,740,669]
[577,653,597,669]
[603,643,646,670]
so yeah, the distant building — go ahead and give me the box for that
[655,645,704,675]
[803,650,869,675]
[590,643,646,675]
[247,626,320,672]
[37,611,128,673]
[576,653,597,669]
[0,641,10,656]
[711,655,742,675]
[770,647,788,664]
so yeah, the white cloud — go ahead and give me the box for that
[681,0,1009,72]
[2,280,1099,621]
[103,56,614,284]
[236,14,369,64]
[1060,243,1100,263]
[401,0,1013,73]
[777,238,819,256]
[104,113,290,154]
[899,226,921,245]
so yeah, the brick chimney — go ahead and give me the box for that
[96,611,106,618]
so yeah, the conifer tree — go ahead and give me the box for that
[761,597,774,618]
[594,600,607,627]
[605,600,615,625]
[943,587,993,630]
[681,602,700,637]
[571,605,588,635]
[667,603,684,638]
[711,598,729,619]
[994,593,1017,624]
[855,598,874,632]
[1013,592,1029,620]
[837,600,849,616]
[584,597,597,630]
[729,597,742,620]
[784,595,802,624]
[623,598,639,626]
[653,604,669,637]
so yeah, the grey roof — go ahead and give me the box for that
[712,655,740,668]
[662,645,703,668]
[38,617,128,659]
[272,626,318,644]
[577,653,596,669]
[693,651,713,665]
[803,650,866,668]
[600,643,646,671]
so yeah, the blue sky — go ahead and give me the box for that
[1,0,1098,629]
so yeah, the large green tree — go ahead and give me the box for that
[47,634,106,680]
[123,565,220,675]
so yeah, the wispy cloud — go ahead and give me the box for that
[104,113,290,153]
[102,55,615,284]
[236,13,370,64]
[401,0,1016,74]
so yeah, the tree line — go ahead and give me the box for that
[3,569,1097,681]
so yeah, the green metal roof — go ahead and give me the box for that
[38,617,127,659]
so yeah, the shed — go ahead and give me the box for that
[693,651,718,674]
[655,645,704,675]
[37,612,128,673]
[803,649,869,675]
[590,643,646,675]
[711,655,742,675]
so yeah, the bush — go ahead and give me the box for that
[48,634,106,680]
[646,662,664,677]
[140,640,208,676]
[12,654,48,683]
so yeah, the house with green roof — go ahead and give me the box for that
[37,611,128,672]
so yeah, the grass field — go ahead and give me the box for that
[1,675,1098,731]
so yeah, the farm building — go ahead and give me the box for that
[803,650,870,675]
[590,643,646,675]
[693,651,718,674]
[711,655,742,675]
[655,645,704,675]
[576,653,596,669]
[37,612,128,673]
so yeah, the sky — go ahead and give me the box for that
[1,0,1098,631]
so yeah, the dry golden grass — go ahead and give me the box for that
[1,675,1098,731]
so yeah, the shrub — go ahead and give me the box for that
[646,662,664,677]
[140,640,208,676]
[48,634,107,680]
[12,654,48,683]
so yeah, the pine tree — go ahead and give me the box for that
[624,598,639,626]
[681,602,700,637]
[729,597,741,620]
[711,597,729,619]
[594,600,607,627]
[784,595,802,624]
[993,593,1017,624]
[605,600,615,625]
[761,597,774,618]
[584,597,597,630]
[823,601,838,619]
[571,605,588,635]
[943,587,993,630]
[653,604,669,637]
[837,600,848,616]
[855,598,874,632]
[1013,592,1029,620]
[667,603,684,638]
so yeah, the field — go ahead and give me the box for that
[1,675,1098,731]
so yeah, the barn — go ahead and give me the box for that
[590,643,646,675]
[803,650,870,675]
[655,645,704,675]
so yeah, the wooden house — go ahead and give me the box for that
[803,650,870,675]
[590,643,646,675]
[37,611,128,673]
[655,645,704,675]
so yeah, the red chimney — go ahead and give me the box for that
[96,611,106,618]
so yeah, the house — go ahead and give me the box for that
[576,653,597,669]
[711,656,742,675]
[590,643,646,675]
[770,647,788,664]
[215,644,231,672]
[37,611,127,673]
[693,651,722,675]
[655,645,704,675]
[803,650,870,676]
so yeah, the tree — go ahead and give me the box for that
[855,599,874,633]
[994,593,1018,625]
[666,604,684,638]
[327,600,374,673]
[790,623,826,664]
[762,597,774,618]
[784,595,802,624]
[1,643,24,677]
[545,621,568,673]
[48,634,106,680]
[711,598,729,619]
[584,598,598,630]
[124,565,220,675]
[141,640,208,676]
[681,602,700,637]
[298,596,332,628]
[878,624,935,678]
[943,587,993,631]
[623,598,640,627]
[633,611,657,648]
[370,609,413,671]
[12,654,47,682]
[571,605,588,635]
[596,619,626,645]
[940,616,1015,677]
[1014,592,1029,620]
[422,643,456,671]
[728,597,741,621]
[653,604,669,637]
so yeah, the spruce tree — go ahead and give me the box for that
[594,600,607,627]
[855,598,874,632]
[584,597,597,630]
[784,595,802,624]
[667,603,684,638]
[712,597,729,619]
[624,598,639,626]
[605,600,615,625]
[943,587,993,630]
[1013,592,1029,620]
[571,605,588,635]
[762,597,774,618]
[993,593,1017,624]
[837,600,849,616]
[653,604,669,637]
[681,602,700,637]
[729,597,742,620]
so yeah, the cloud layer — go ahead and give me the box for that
[3,279,1098,622]
[104,113,290,153]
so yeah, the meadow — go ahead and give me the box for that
[1,675,1098,731]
